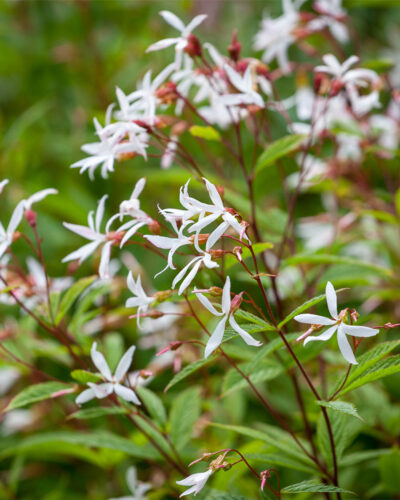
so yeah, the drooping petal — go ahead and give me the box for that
[229,315,262,346]
[206,221,229,250]
[114,383,141,404]
[194,289,222,316]
[178,259,202,295]
[98,241,112,280]
[115,345,136,381]
[90,342,112,381]
[303,324,338,345]
[221,276,231,314]
[337,325,358,364]
[75,387,95,405]
[294,313,336,325]
[325,281,338,319]
[204,317,227,358]
[7,201,25,234]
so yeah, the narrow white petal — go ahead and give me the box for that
[206,221,228,250]
[204,317,227,358]
[221,276,231,314]
[229,315,262,346]
[341,324,380,338]
[294,314,336,325]
[194,289,222,316]
[90,342,112,381]
[115,345,136,381]
[98,241,112,280]
[337,325,358,364]
[178,260,201,295]
[160,10,185,31]
[303,325,338,345]
[75,387,95,405]
[325,281,338,319]
[114,384,141,404]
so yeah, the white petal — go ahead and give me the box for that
[8,201,25,234]
[206,221,228,250]
[131,178,146,199]
[90,342,112,381]
[147,38,179,52]
[221,276,231,314]
[62,240,102,264]
[185,14,207,33]
[63,222,99,241]
[325,281,338,319]
[337,325,358,364]
[204,317,227,358]
[341,324,380,338]
[95,195,108,233]
[160,10,185,31]
[114,384,141,404]
[194,289,222,316]
[229,315,262,346]
[303,325,338,345]
[178,259,201,295]
[24,188,58,209]
[294,314,336,325]
[75,387,95,405]
[204,178,224,209]
[98,241,112,280]
[115,345,136,381]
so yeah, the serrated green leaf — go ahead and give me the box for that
[281,479,355,494]
[5,382,74,411]
[136,387,167,428]
[56,275,96,324]
[224,242,273,270]
[165,357,213,392]
[70,369,103,384]
[234,310,274,329]
[222,363,283,396]
[255,134,305,177]
[286,253,392,277]
[317,400,364,421]
[67,407,128,420]
[189,125,221,141]
[278,293,327,329]
[339,355,400,396]
[169,387,201,451]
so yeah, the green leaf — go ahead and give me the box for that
[248,453,319,475]
[278,292,327,329]
[136,387,167,428]
[70,369,103,384]
[378,449,400,494]
[281,479,355,494]
[234,310,274,330]
[222,362,283,396]
[224,242,274,270]
[67,407,128,420]
[363,58,395,73]
[56,276,96,324]
[255,134,305,177]
[339,355,400,396]
[211,423,317,470]
[5,382,74,411]
[0,431,157,461]
[317,409,362,470]
[165,357,213,392]
[395,188,400,219]
[317,400,364,421]
[189,125,221,141]
[286,253,392,277]
[169,387,201,451]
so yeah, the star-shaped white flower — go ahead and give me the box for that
[176,469,213,497]
[219,64,264,108]
[109,466,151,500]
[294,281,380,364]
[62,195,116,279]
[76,342,141,405]
[147,11,207,69]
[125,272,155,328]
[195,276,262,358]
[173,251,218,296]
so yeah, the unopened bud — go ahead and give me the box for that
[189,233,209,245]
[117,151,136,162]
[171,120,188,136]
[155,82,177,104]
[230,292,244,313]
[255,62,269,78]
[208,249,225,258]
[139,369,153,379]
[106,231,125,245]
[148,220,161,234]
[296,324,323,342]
[208,286,223,296]
[184,34,202,58]
[12,231,22,243]
[24,209,37,227]
[233,246,243,262]
[153,289,173,302]
[350,309,359,323]
[330,79,344,97]
[133,120,153,133]
[228,30,241,62]
[235,60,248,74]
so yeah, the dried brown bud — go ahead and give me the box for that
[184,34,202,58]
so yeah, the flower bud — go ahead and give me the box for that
[148,220,161,234]
[230,291,244,313]
[106,231,125,245]
[228,30,241,62]
[12,231,23,243]
[153,289,174,302]
[155,82,177,104]
[233,246,243,261]
[24,209,37,227]
[208,249,225,258]
[184,34,202,58]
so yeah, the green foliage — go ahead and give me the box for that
[55,276,96,325]
[169,387,202,451]
[281,479,355,494]
[254,135,305,177]
[4,382,74,411]
[67,407,128,420]
[136,387,167,428]
[316,400,364,421]
[189,125,221,141]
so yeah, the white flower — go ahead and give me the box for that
[71,117,147,180]
[117,178,154,248]
[176,469,213,497]
[187,178,248,250]
[0,200,25,260]
[161,135,178,169]
[76,342,141,405]
[109,466,151,500]
[0,179,9,194]
[62,195,116,279]
[219,64,264,108]
[309,0,349,43]
[253,0,306,73]
[294,281,379,364]
[116,64,174,126]
[23,188,58,210]
[126,272,155,327]
[195,276,262,358]
[173,251,218,295]
[147,11,207,69]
